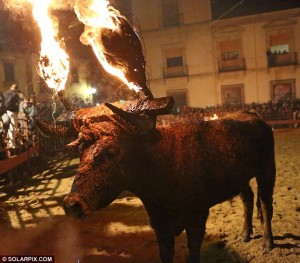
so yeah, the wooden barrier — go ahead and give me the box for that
[0,144,39,175]
[266,119,300,128]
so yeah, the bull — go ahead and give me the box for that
[37,101,276,263]
[36,12,275,262]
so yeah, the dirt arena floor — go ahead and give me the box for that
[0,129,299,263]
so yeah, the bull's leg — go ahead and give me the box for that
[185,210,209,263]
[257,188,274,249]
[239,184,254,242]
[256,168,275,249]
[155,228,175,263]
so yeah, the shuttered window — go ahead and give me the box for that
[165,48,183,68]
[221,84,244,105]
[270,34,288,46]
[220,39,240,60]
[162,0,180,27]
[220,40,239,52]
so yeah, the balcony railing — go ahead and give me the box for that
[163,64,188,80]
[267,52,298,68]
[218,58,246,73]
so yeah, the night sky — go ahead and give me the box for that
[211,0,300,20]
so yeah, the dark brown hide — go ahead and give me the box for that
[64,110,276,263]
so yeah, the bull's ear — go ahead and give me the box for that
[105,102,156,134]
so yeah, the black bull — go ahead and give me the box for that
[61,109,275,263]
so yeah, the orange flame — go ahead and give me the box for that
[74,0,141,93]
[210,114,219,120]
[30,0,69,92]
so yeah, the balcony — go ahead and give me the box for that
[163,64,188,82]
[218,58,246,73]
[267,52,298,68]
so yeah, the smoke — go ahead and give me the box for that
[0,217,84,262]
[1,0,76,12]
[1,0,77,33]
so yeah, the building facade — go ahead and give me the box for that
[0,50,94,104]
[130,0,300,109]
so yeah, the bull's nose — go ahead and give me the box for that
[63,196,88,218]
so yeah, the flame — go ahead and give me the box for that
[74,0,141,93]
[30,0,69,92]
[210,113,219,120]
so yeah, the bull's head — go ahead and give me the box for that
[62,96,173,218]
[35,94,174,218]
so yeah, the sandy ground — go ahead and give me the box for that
[0,129,299,263]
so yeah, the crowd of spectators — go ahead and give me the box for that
[0,83,38,155]
[161,99,300,128]
[1,83,299,156]
[180,99,300,119]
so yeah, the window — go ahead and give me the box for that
[270,79,295,102]
[221,84,244,105]
[166,89,187,114]
[218,39,245,72]
[267,33,297,67]
[264,20,297,67]
[163,47,186,78]
[269,34,289,54]
[220,39,240,61]
[4,62,15,82]
[167,56,183,68]
[162,0,180,27]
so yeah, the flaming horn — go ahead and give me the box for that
[35,0,174,137]
[73,0,174,133]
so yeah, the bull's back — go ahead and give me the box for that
[152,111,275,207]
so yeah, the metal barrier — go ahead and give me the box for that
[38,135,73,156]
[0,115,39,175]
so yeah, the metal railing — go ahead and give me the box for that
[218,58,246,73]
[267,52,298,68]
[163,64,188,81]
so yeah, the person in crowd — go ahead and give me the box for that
[18,93,29,141]
[24,95,38,137]
[3,83,20,149]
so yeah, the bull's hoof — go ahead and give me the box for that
[262,239,274,250]
[239,229,252,243]
[240,236,251,243]
[185,250,200,263]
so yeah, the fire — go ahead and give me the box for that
[30,0,69,92]
[74,0,142,93]
[210,114,219,120]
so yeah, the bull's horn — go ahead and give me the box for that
[105,102,156,134]
[35,117,78,137]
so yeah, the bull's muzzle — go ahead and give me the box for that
[63,194,91,219]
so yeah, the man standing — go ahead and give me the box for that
[3,83,20,149]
